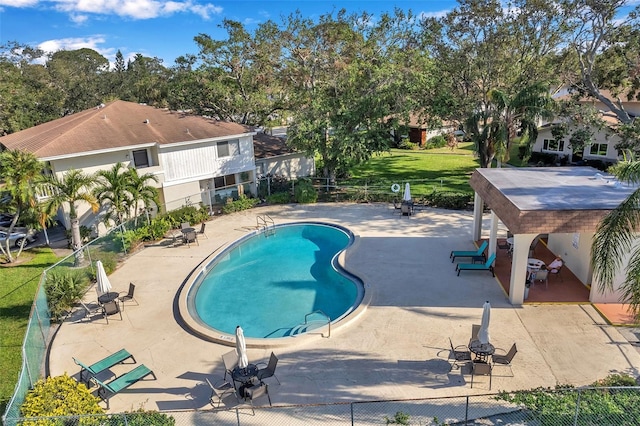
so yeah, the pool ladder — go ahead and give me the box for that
[257,214,276,237]
[304,310,331,338]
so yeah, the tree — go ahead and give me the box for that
[591,160,640,319]
[125,167,159,226]
[94,162,132,226]
[39,169,99,264]
[0,150,43,263]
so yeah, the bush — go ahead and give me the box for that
[258,175,291,198]
[45,269,90,322]
[398,139,418,150]
[20,374,103,424]
[529,152,557,166]
[221,194,259,214]
[266,192,292,204]
[294,179,318,204]
[109,409,176,425]
[142,217,172,241]
[427,191,472,210]
[165,205,208,228]
[425,135,447,149]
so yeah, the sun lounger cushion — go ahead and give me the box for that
[73,349,136,384]
[450,241,488,262]
[92,364,156,408]
[456,253,496,276]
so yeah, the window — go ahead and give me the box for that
[216,140,240,158]
[132,149,150,168]
[543,139,565,152]
[589,143,608,156]
[214,174,236,188]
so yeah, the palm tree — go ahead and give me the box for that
[39,169,99,264]
[126,168,159,226]
[591,160,640,319]
[0,150,43,262]
[94,162,132,226]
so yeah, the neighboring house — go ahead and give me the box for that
[400,115,459,147]
[532,90,640,164]
[0,100,257,233]
[252,132,315,179]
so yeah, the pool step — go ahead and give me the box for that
[287,320,327,336]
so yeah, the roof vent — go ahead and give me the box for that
[144,119,150,124]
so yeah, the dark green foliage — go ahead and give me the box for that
[294,179,317,204]
[164,205,209,228]
[104,409,175,425]
[398,139,419,150]
[266,192,292,204]
[44,269,90,321]
[64,225,92,248]
[143,217,172,241]
[221,194,259,214]
[258,175,291,198]
[20,374,103,423]
[427,191,472,210]
[528,152,558,165]
[425,135,447,149]
[385,411,410,425]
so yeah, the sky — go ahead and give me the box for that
[0,1,457,66]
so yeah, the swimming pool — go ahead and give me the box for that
[183,222,364,342]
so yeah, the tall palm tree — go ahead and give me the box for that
[94,162,132,226]
[592,160,640,319]
[126,168,159,226]
[0,150,43,262]
[39,169,99,264]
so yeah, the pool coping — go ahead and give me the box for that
[176,222,371,349]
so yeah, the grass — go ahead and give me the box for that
[347,143,480,197]
[0,248,59,416]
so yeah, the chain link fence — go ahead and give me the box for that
[5,388,640,425]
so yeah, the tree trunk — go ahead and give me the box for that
[71,218,84,266]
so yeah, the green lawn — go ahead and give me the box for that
[347,143,480,196]
[0,248,59,416]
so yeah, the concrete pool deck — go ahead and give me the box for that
[49,203,640,414]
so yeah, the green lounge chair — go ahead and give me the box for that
[73,349,136,385]
[456,253,496,276]
[450,241,488,263]
[92,364,156,409]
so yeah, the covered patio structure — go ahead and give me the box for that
[469,166,638,305]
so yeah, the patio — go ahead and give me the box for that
[48,203,640,414]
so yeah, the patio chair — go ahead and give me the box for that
[401,203,412,216]
[198,222,209,239]
[492,343,517,376]
[448,338,472,370]
[102,300,122,324]
[79,301,102,321]
[450,241,488,263]
[118,282,138,309]
[256,352,280,385]
[531,269,549,288]
[470,324,481,345]
[73,348,136,385]
[222,350,239,381]
[181,222,191,230]
[549,263,564,281]
[471,361,492,389]
[455,253,496,276]
[244,382,271,415]
[183,230,198,247]
[205,377,238,408]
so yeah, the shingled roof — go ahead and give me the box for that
[0,100,253,159]
[252,132,298,159]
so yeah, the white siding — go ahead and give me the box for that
[256,153,315,179]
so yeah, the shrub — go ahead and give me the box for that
[426,135,447,149]
[221,194,259,214]
[398,139,418,150]
[294,179,318,203]
[165,205,208,228]
[20,374,103,424]
[142,217,172,241]
[109,409,176,425]
[266,192,291,204]
[113,228,146,252]
[529,152,557,166]
[258,175,291,198]
[427,191,473,210]
[45,269,90,321]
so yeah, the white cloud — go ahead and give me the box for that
[0,0,39,6]
[418,9,449,20]
[69,13,88,23]
[50,0,222,20]
[37,35,114,59]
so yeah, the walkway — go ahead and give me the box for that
[49,203,640,414]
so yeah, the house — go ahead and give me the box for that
[401,114,460,147]
[0,101,257,232]
[532,90,640,164]
[252,132,315,179]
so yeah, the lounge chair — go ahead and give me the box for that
[205,377,237,408]
[450,241,488,263]
[118,282,138,309]
[73,349,136,385]
[92,364,156,409]
[448,338,472,370]
[256,352,280,385]
[456,253,496,276]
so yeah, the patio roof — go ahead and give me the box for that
[469,166,637,234]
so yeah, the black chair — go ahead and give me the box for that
[183,231,198,247]
[118,282,138,309]
[222,350,238,382]
[244,382,271,415]
[471,361,492,389]
[448,338,472,370]
[180,222,190,230]
[198,222,208,239]
[492,343,518,376]
[256,352,280,385]
[205,377,237,408]
[102,300,122,324]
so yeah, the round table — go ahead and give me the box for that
[468,340,495,363]
[232,364,258,385]
[98,292,119,304]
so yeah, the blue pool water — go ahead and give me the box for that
[188,223,362,338]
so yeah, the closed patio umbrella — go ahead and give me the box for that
[403,183,411,202]
[235,325,249,370]
[478,301,491,344]
[96,260,112,296]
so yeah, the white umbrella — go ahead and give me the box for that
[235,326,249,370]
[403,183,411,202]
[96,260,112,296]
[478,301,491,344]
